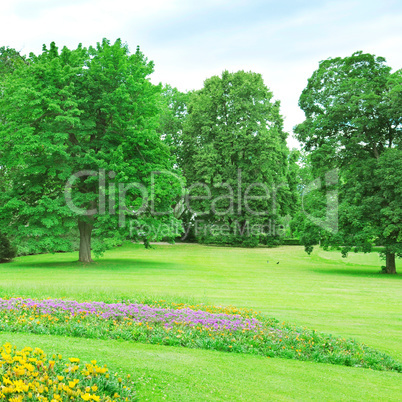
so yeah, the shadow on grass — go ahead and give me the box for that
[9,258,178,271]
[312,267,402,278]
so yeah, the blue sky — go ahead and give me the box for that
[1,0,401,147]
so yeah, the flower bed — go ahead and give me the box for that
[0,298,261,332]
[0,297,400,372]
[0,342,136,401]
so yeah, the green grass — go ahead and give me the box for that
[1,332,401,402]
[0,243,401,400]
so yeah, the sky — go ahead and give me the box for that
[1,0,401,148]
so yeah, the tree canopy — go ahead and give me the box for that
[0,39,182,262]
[3,41,399,270]
[295,51,402,273]
[178,70,295,246]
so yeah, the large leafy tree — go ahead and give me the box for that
[180,70,293,246]
[295,51,402,273]
[0,39,182,262]
[0,47,27,193]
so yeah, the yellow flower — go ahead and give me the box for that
[9,396,23,402]
[12,366,25,376]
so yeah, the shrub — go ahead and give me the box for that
[0,232,16,263]
[281,238,301,245]
[197,234,260,247]
[261,235,281,247]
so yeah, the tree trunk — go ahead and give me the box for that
[78,220,93,263]
[385,253,396,274]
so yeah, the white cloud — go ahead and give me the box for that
[1,0,401,149]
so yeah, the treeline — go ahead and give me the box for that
[0,40,401,272]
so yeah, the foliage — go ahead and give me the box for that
[280,238,300,246]
[290,152,333,254]
[180,70,294,246]
[0,39,182,262]
[1,297,400,372]
[0,342,136,401]
[295,51,402,273]
[158,84,188,168]
[338,149,402,262]
[0,46,26,76]
[0,232,16,263]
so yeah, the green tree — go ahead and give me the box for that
[295,51,402,273]
[0,232,16,263]
[0,47,27,193]
[158,84,188,168]
[181,70,293,246]
[0,46,26,76]
[290,150,336,253]
[0,39,182,262]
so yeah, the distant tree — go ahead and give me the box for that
[295,51,402,273]
[181,70,293,246]
[158,85,188,168]
[0,39,182,262]
[290,150,336,253]
[0,232,16,263]
[0,46,26,76]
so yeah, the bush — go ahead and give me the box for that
[196,234,260,248]
[260,235,281,247]
[281,238,301,245]
[0,232,16,262]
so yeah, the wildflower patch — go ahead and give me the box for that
[0,298,400,373]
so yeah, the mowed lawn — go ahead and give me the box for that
[0,243,401,400]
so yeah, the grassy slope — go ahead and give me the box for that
[1,332,401,402]
[0,243,401,400]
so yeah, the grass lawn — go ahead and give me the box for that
[0,243,401,400]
